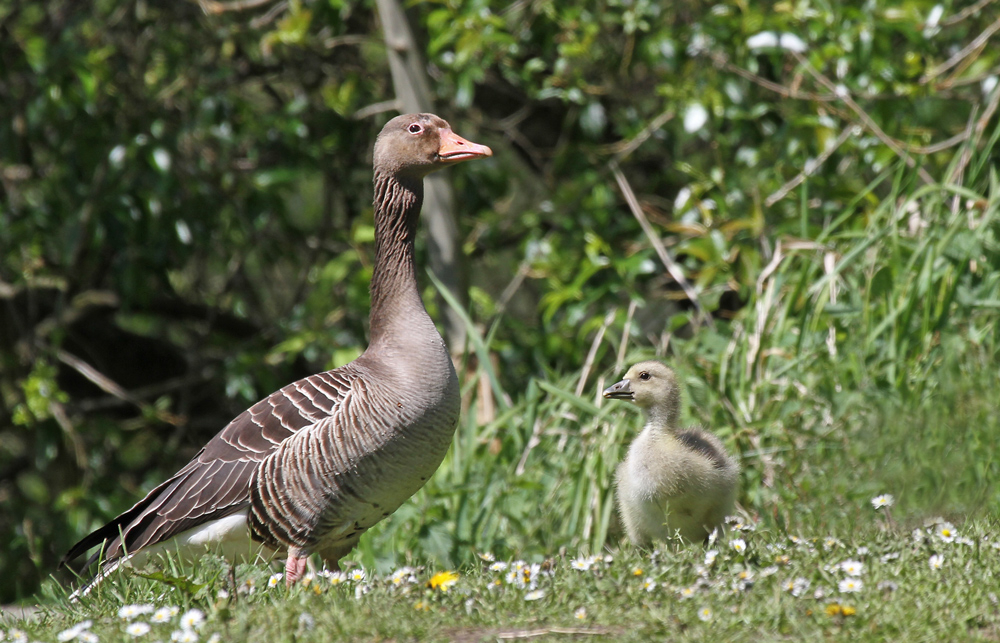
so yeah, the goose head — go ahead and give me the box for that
[603,360,681,427]
[374,113,492,179]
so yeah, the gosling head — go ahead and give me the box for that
[603,360,681,429]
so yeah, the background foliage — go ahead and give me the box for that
[2,0,1000,603]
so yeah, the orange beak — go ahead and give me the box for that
[437,129,493,164]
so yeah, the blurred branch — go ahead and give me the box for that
[249,1,287,28]
[497,627,613,640]
[792,52,936,185]
[598,109,675,161]
[708,52,839,102]
[942,0,998,26]
[197,0,274,14]
[949,84,1000,203]
[765,125,858,206]
[54,349,184,426]
[575,310,615,398]
[615,300,637,375]
[353,100,400,120]
[713,51,982,156]
[921,14,1000,84]
[609,161,715,330]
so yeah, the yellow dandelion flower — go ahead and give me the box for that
[632,567,643,576]
[842,605,857,616]
[414,601,431,612]
[427,570,460,591]
[825,604,842,617]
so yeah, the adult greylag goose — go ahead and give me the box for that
[62,114,492,595]
[603,360,738,546]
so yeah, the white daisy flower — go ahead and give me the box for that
[704,550,718,566]
[57,620,94,642]
[207,635,222,643]
[880,552,900,563]
[170,630,198,643]
[389,567,418,585]
[118,605,155,620]
[478,552,495,562]
[179,609,205,630]
[573,607,587,620]
[730,539,747,553]
[268,573,284,588]
[125,623,151,637]
[936,522,957,543]
[524,589,546,601]
[838,578,863,593]
[350,569,366,582]
[679,586,696,600]
[489,562,508,572]
[569,558,592,571]
[78,633,99,643]
[151,607,179,623]
[697,607,713,622]
[326,571,347,585]
[929,554,944,570]
[837,560,864,576]
[871,494,894,509]
[643,579,657,592]
[856,546,870,557]
[786,577,810,597]
[9,629,27,643]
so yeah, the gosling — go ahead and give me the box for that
[604,360,738,546]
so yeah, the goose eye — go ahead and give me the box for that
[408,123,423,134]
[638,372,651,381]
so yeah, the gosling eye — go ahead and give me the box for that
[407,123,423,134]
[638,372,651,381]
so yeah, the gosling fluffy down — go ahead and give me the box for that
[604,360,738,546]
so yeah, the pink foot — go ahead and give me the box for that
[285,553,308,587]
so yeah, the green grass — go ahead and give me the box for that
[9,514,1000,642]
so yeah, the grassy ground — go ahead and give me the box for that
[8,510,1000,642]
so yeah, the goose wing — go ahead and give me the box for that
[62,370,354,567]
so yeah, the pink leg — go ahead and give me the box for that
[285,550,309,587]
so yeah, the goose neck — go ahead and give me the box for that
[367,171,431,349]
[643,404,680,435]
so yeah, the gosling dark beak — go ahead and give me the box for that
[437,129,492,164]
[603,378,633,400]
